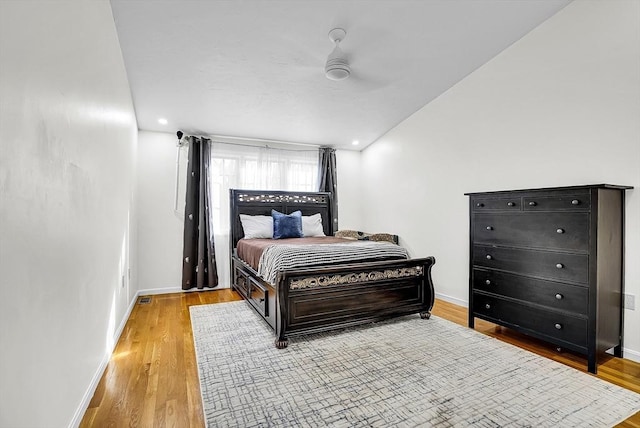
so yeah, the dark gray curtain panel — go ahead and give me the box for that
[318,147,338,231]
[182,136,218,290]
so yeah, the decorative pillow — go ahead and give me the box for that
[335,230,399,244]
[334,230,361,240]
[369,233,398,244]
[302,213,326,237]
[272,210,303,239]
[239,214,273,239]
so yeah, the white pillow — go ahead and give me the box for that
[302,213,326,237]
[239,214,273,239]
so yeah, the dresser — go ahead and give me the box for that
[466,184,632,373]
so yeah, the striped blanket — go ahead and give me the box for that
[257,241,409,284]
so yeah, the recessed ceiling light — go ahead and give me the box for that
[352,140,359,146]
[158,118,168,125]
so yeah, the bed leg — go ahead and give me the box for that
[420,311,431,320]
[275,337,289,349]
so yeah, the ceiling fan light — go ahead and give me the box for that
[325,60,351,81]
[326,68,350,81]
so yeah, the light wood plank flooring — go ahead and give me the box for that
[80,290,639,427]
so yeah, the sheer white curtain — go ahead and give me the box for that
[209,142,318,287]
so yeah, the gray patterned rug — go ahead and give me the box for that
[190,301,640,427]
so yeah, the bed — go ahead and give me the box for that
[229,189,436,348]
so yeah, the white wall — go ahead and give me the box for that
[137,131,184,292]
[336,150,363,231]
[359,0,640,359]
[136,133,364,292]
[0,1,138,427]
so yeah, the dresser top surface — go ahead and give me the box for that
[465,184,633,196]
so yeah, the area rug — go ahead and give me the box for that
[190,301,640,427]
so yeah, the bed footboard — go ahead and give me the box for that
[274,257,435,348]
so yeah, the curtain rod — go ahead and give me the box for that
[178,131,325,151]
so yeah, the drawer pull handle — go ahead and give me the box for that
[485,303,491,309]
[528,201,537,206]
[556,228,565,234]
[556,263,564,269]
[507,202,515,207]
[259,298,265,303]
[476,203,484,207]
[486,255,493,260]
[571,199,580,205]
[555,323,562,330]
[485,279,491,285]
[486,226,493,231]
[555,293,563,300]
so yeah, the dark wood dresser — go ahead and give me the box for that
[466,184,632,373]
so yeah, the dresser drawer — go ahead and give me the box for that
[248,277,269,317]
[473,269,588,315]
[523,192,590,211]
[473,213,589,252]
[473,245,589,284]
[473,294,587,348]
[472,196,521,211]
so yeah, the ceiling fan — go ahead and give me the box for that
[324,28,351,81]
[284,26,387,89]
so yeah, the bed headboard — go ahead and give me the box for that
[229,189,334,250]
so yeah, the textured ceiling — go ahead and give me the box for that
[110,0,570,150]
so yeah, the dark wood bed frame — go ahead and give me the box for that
[229,189,436,348]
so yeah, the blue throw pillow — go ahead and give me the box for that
[272,210,303,239]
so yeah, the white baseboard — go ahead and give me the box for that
[68,289,140,428]
[69,353,111,428]
[435,292,468,308]
[622,347,640,363]
[138,286,184,295]
[137,285,230,296]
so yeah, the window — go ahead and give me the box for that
[208,142,318,286]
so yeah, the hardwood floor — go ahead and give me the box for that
[81,290,639,427]
[80,290,242,428]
